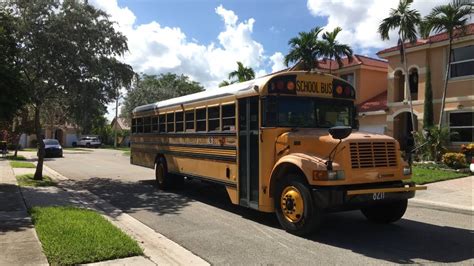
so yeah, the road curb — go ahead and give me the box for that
[43,164,209,266]
[409,198,473,215]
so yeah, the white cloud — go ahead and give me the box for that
[306,0,454,52]
[269,52,286,73]
[90,1,271,90]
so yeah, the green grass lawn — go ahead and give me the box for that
[30,206,143,265]
[411,166,470,185]
[6,155,27,161]
[16,174,56,187]
[22,148,37,152]
[10,161,36,168]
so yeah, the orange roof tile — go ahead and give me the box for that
[377,23,474,55]
[357,91,387,113]
[316,54,388,70]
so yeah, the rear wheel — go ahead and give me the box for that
[274,175,321,236]
[86,143,91,148]
[155,157,183,190]
[361,199,408,224]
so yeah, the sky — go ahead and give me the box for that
[89,0,455,120]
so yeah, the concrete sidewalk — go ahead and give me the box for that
[410,175,474,214]
[0,159,48,265]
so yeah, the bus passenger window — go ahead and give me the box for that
[144,117,151,133]
[166,113,175,132]
[208,106,220,131]
[159,114,166,133]
[176,111,184,132]
[131,118,137,134]
[222,104,236,131]
[136,117,144,133]
[196,108,206,132]
[151,117,158,133]
[185,110,195,131]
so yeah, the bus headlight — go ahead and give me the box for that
[313,170,345,181]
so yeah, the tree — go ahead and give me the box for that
[0,9,28,122]
[218,80,231,87]
[228,61,255,83]
[9,0,135,179]
[421,0,473,127]
[321,27,354,74]
[121,73,204,122]
[423,66,434,129]
[379,0,421,142]
[284,27,324,70]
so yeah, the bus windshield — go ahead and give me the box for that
[263,96,355,128]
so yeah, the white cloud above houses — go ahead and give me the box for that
[90,0,285,90]
[306,0,453,52]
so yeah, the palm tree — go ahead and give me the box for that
[218,80,231,87]
[284,27,324,70]
[379,0,421,142]
[228,61,255,83]
[321,27,354,74]
[421,0,473,127]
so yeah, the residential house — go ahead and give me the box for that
[111,117,131,146]
[377,23,474,150]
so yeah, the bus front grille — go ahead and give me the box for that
[350,142,397,169]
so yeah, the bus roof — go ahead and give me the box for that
[132,71,348,114]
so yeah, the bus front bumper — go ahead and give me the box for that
[311,182,427,211]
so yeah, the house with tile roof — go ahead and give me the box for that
[377,23,474,150]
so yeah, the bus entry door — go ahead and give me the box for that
[238,97,259,209]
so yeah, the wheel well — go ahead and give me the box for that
[155,154,167,171]
[269,163,308,198]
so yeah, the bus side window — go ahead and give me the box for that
[137,117,144,133]
[185,110,195,132]
[151,116,158,133]
[166,113,175,132]
[196,108,206,132]
[222,103,236,131]
[176,111,184,132]
[144,117,151,133]
[208,106,220,131]
[159,114,166,133]
[131,118,137,134]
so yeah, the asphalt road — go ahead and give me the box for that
[44,149,473,265]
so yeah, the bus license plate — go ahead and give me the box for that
[372,192,385,200]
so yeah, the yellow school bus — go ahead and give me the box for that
[130,71,426,235]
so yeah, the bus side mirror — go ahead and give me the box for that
[328,126,352,140]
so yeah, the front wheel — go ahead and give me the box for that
[274,176,321,236]
[361,199,408,224]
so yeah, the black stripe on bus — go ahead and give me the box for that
[132,148,237,163]
[169,171,237,188]
[132,142,237,151]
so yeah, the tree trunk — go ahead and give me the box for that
[438,38,452,128]
[402,40,417,148]
[14,134,20,157]
[329,59,332,74]
[34,104,44,180]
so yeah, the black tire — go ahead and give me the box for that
[274,175,321,236]
[86,143,91,148]
[361,199,408,224]
[155,157,185,190]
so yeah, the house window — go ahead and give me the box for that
[449,111,473,142]
[450,45,474,78]
[340,73,354,86]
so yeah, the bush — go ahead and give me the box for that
[442,153,467,169]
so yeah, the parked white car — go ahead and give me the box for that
[77,136,101,148]
[470,158,474,173]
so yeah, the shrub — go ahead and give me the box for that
[461,143,474,155]
[442,153,467,169]
[414,127,454,161]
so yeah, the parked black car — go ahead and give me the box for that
[43,139,63,158]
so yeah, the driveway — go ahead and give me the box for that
[43,149,473,264]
